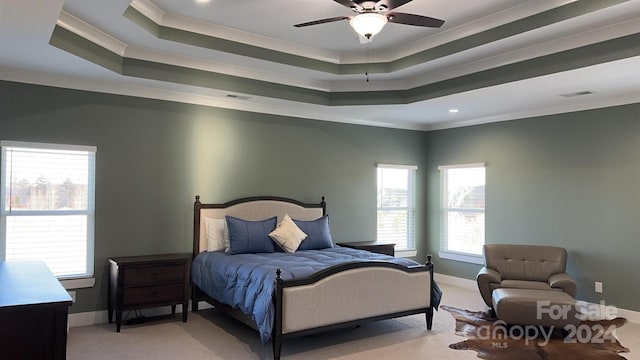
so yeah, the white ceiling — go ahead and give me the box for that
[1,0,640,130]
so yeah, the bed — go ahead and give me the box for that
[190,195,436,359]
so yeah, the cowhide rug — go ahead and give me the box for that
[442,305,629,360]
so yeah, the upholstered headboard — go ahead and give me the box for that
[193,196,326,256]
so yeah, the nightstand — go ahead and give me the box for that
[108,253,191,332]
[337,241,395,256]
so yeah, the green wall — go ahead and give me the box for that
[3,79,639,314]
[425,104,640,312]
[0,80,427,313]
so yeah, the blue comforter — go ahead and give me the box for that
[191,247,422,343]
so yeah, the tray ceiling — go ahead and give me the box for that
[2,0,640,130]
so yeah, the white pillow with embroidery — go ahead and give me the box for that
[205,217,230,252]
[269,213,308,253]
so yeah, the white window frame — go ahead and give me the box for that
[438,163,486,264]
[1,140,96,287]
[376,163,417,257]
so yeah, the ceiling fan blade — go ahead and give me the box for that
[294,16,351,27]
[387,12,445,28]
[376,0,412,11]
[333,0,358,10]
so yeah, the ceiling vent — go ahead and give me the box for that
[226,94,250,100]
[559,91,594,98]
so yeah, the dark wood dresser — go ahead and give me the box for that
[337,241,396,256]
[0,261,73,360]
[108,253,191,332]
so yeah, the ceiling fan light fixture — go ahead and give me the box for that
[349,13,388,39]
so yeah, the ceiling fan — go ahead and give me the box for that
[294,0,445,40]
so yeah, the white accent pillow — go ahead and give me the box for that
[204,217,230,252]
[269,213,308,253]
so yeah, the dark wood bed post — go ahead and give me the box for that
[426,254,434,330]
[273,268,284,360]
[192,195,202,312]
[320,196,326,216]
[193,195,202,257]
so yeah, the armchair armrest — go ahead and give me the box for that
[477,267,502,283]
[548,272,577,298]
[476,267,502,307]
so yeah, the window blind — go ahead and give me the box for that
[439,164,485,257]
[376,164,416,251]
[1,141,96,278]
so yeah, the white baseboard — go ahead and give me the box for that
[68,301,214,328]
[434,272,478,291]
[434,272,640,324]
[69,310,109,327]
[614,307,640,325]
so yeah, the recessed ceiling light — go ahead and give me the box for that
[449,109,459,114]
[195,0,211,4]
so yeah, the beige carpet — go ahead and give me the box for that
[67,283,640,359]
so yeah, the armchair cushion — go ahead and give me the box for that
[496,280,554,292]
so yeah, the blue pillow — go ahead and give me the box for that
[293,215,334,250]
[226,216,277,254]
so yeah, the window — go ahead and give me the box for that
[439,163,485,264]
[377,164,416,254]
[1,141,96,279]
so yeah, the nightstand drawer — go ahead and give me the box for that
[122,284,185,306]
[122,264,185,286]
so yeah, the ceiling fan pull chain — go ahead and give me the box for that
[365,43,370,83]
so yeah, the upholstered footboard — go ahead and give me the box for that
[273,259,434,360]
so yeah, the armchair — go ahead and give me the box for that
[477,244,576,308]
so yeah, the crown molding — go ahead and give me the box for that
[123,0,629,76]
[349,0,576,63]
[57,11,127,57]
[129,0,165,24]
[123,47,333,92]
[130,0,342,64]
[49,20,640,107]
[403,13,640,90]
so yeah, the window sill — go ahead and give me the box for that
[439,250,484,265]
[60,276,95,289]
